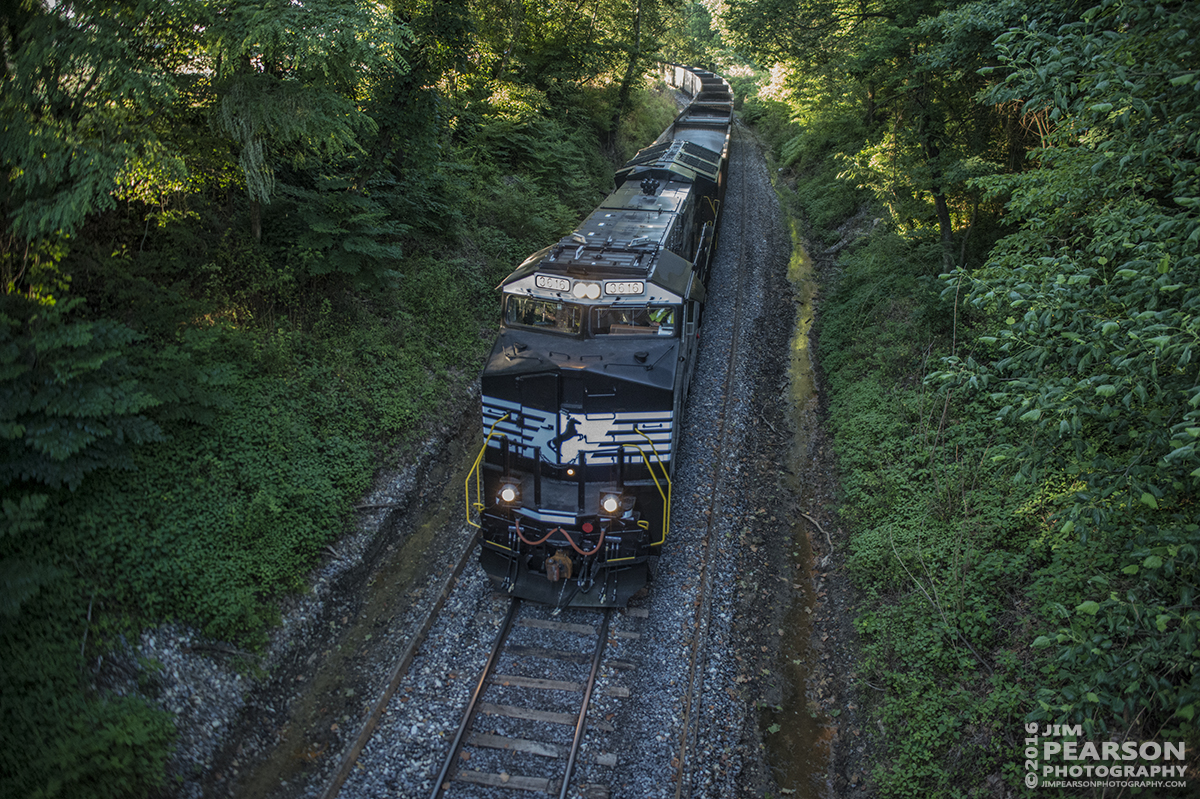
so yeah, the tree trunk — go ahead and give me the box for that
[959,197,978,267]
[922,137,955,271]
[492,0,525,79]
[864,82,877,128]
[610,0,643,139]
[250,199,262,242]
[932,188,954,271]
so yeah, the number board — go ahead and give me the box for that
[604,281,645,296]
[534,274,570,292]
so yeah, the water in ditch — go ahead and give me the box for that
[761,221,836,799]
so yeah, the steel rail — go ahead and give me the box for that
[559,607,614,799]
[428,601,612,799]
[320,523,480,799]
[429,597,522,799]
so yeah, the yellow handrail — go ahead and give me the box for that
[464,416,672,551]
[631,427,672,546]
[465,413,510,528]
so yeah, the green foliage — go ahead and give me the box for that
[276,177,408,286]
[0,297,472,794]
[462,110,610,220]
[826,371,1034,796]
[0,494,58,618]
[613,81,681,163]
[724,0,1026,271]
[740,96,798,155]
[208,0,411,205]
[0,296,163,491]
[805,196,1034,794]
[0,581,174,799]
[1026,521,1200,738]
[928,0,1200,746]
[660,1,728,68]
[934,0,1200,497]
[738,74,870,242]
[794,166,864,246]
[745,0,1200,792]
[0,0,193,243]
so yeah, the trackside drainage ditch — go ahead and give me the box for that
[761,221,835,799]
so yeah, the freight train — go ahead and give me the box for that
[465,66,733,608]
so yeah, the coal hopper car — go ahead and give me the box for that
[465,66,734,608]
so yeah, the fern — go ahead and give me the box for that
[0,297,163,491]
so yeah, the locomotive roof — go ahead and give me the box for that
[497,176,702,302]
[615,138,724,185]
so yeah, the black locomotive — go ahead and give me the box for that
[466,66,733,608]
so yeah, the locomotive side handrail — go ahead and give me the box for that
[630,427,672,546]
[465,413,510,528]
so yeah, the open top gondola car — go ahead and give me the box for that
[466,66,733,608]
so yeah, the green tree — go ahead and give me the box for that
[469,0,602,89]
[0,293,165,620]
[0,0,198,294]
[206,0,411,243]
[934,0,1200,739]
[718,0,896,68]
[722,0,1022,268]
[661,1,725,69]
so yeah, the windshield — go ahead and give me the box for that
[593,305,677,336]
[504,296,583,335]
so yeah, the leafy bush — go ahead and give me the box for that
[762,62,1039,796]
[613,81,681,163]
[928,0,1200,748]
[1,581,174,799]
[809,202,1034,796]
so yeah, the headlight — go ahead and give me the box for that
[600,492,621,515]
[498,483,520,504]
[572,281,601,300]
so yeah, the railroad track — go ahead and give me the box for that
[429,598,645,798]
[430,123,760,799]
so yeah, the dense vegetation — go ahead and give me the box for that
[0,1,724,795]
[726,0,1198,794]
[4,0,1195,795]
